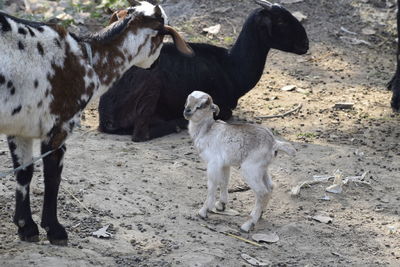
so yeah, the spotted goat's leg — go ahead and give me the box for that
[40,137,68,245]
[7,136,39,242]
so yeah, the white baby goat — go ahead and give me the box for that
[184,91,296,232]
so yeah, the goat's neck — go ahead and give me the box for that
[188,117,215,142]
[89,32,155,96]
[228,21,270,98]
[89,45,134,94]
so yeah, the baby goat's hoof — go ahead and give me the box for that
[240,221,255,233]
[198,208,208,219]
[215,201,226,211]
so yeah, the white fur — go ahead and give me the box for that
[134,1,168,24]
[185,91,296,232]
[11,136,33,201]
[120,29,160,69]
[16,184,28,202]
[0,23,66,138]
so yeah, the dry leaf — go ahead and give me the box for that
[203,24,221,35]
[92,225,112,238]
[362,27,376,35]
[252,232,279,243]
[281,0,304,3]
[281,85,296,91]
[241,253,270,266]
[326,184,342,194]
[210,208,240,216]
[319,195,331,201]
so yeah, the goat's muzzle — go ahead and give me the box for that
[294,39,309,55]
[183,108,193,120]
[161,25,194,57]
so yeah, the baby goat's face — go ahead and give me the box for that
[183,91,219,122]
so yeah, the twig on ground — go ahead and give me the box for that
[308,52,336,62]
[228,185,251,193]
[201,223,263,247]
[258,104,302,119]
[223,18,237,35]
[63,187,93,214]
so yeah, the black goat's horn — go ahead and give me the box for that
[253,0,273,9]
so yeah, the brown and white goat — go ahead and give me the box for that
[0,1,192,245]
[184,91,295,232]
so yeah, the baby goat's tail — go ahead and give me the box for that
[273,140,296,157]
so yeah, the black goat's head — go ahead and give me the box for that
[254,0,309,55]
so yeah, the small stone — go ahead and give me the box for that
[292,11,307,22]
[333,102,354,110]
[281,85,296,91]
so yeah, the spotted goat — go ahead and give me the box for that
[0,0,193,245]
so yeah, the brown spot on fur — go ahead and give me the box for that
[150,34,163,56]
[7,81,13,88]
[45,89,50,97]
[87,69,94,78]
[48,43,94,123]
[91,15,164,86]
[37,100,43,107]
[50,25,68,39]
[0,74,5,84]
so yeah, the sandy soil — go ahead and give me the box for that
[1,0,400,266]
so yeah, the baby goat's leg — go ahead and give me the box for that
[240,164,271,232]
[215,166,230,211]
[40,139,68,245]
[262,171,274,211]
[199,163,223,218]
[7,136,39,242]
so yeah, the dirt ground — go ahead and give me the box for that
[1,0,400,266]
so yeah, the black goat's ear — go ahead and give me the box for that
[211,104,220,116]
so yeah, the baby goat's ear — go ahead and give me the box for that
[108,10,128,24]
[108,11,120,24]
[211,103,220,116]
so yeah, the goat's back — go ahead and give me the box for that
[98,43,237,131]
[194,121,279,165]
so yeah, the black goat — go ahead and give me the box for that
[99,0,309,141]
[388,0,400,111]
